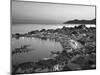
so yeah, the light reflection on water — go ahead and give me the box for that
[12,24,96,34]
[12,37,62,65]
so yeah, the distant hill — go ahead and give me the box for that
[64,19,96,24]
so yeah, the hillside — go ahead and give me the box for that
[64,19,96,24]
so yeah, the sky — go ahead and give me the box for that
[12,0,96,24]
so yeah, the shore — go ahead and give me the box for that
[12,24,96,74]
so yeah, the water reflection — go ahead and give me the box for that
[12,45,34,55]
[12,37,62,65]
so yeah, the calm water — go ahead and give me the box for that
[11,24,96,34]
[12,24,95,65]
[12,37,62,65]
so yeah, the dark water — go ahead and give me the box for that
[12,37,62,65]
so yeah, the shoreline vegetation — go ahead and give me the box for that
[12,24,96,74]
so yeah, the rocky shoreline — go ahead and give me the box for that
[12,25,96,74]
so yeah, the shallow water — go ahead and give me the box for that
[12,37,62,65]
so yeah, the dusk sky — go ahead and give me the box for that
[12,0,95,24]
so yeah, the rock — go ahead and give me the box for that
[67,62,81,70]
[68,39,82,49]
[35,68,49,72]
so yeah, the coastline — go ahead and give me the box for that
[12,24,96,74]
